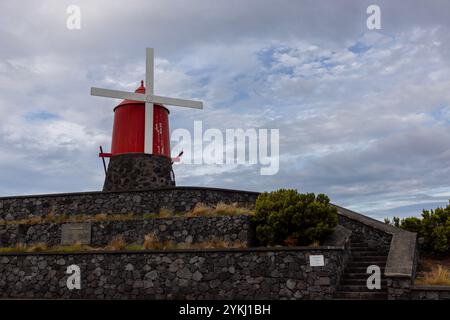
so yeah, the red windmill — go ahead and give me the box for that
[90,48,203,191]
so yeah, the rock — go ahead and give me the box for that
[179,279,189,287]
[162,257,172,264]
[0,257,9,264]
[184,235,193,244]
[192,271,203,281]
[210,279,221,288]
[146,271,158,280]
[286,279,296,290]
[125,263,134,271]
[189,257,198,264]
[177,267,192,280]
[318,277,330,286]
[270,270,281,278]
[169,263,179,272]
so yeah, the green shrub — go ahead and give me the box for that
[399,217,422,234]
[253,189,338,246]
[386,201,450,254]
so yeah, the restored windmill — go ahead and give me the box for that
[91,48,203,191]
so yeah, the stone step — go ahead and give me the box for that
[351,246,373,250]
[347,261,386,267]
[352,251,389,256]
[351,245,389,252]
[333,291,388,300]
[351,256,387,262]
[342,273,376,279]
[345,267,385,273]
[351,256,388,262]
[338,285,387,292]
[350,242,370,246]
[340,279,387,286]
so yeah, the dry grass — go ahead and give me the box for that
[142,235,245,250]
[158,208,174,218]
[416,265,450,286]
[0,235,246,253]
[52,243,96,253]
[143,233,160,250]
[190,237,245,249]
[187,202,254,217]
[0,203,253,226]
[0,242,95,253]
[28,242,49,252]
[143,213,159,219]
[0,243,28,253]
[0,212,137,226]
[106,235,127,251]
[187,203,210,217]
[214,202,254,216]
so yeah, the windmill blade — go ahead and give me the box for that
[146,48,154,95]
[144,101,154,155]
[91,87,147,101]
[150,95,203,109]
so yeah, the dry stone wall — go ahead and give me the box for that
[0,187,258,221]
[0,248,347,300]
[0,215,255,247]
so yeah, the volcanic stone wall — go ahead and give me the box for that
[0,187,258,221]
[336,206,392,250]
[0,247,348,299]
[409,286,450,300]
[0,215,255,247]
[103,154,175,192]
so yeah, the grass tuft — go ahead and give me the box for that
[159,208,173,218]
[416,265,450,286]
[143,233,159,250]
[187,202,254,217]
[0,212,138,226]
[106,235,126,251]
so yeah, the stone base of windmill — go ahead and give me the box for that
[102,153,175,192]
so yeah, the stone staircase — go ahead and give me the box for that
[333,238,389,300]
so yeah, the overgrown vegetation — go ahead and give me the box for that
[415,265,450,286]
[186,202,254,217]
[141,232,244,250]
[385,201,450,254]
[106,235,127,251]
[0,203,254,226]
[0,212,137,226]
[0,234,245,254]
[252,189,338,246]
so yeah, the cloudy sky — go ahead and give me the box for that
[0,0,449,220]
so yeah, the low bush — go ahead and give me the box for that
[253,189,338,246]
[385,201,450,254]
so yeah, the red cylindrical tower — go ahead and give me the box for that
[109,81,170,158]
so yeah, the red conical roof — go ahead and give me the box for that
[113,81,169,113]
